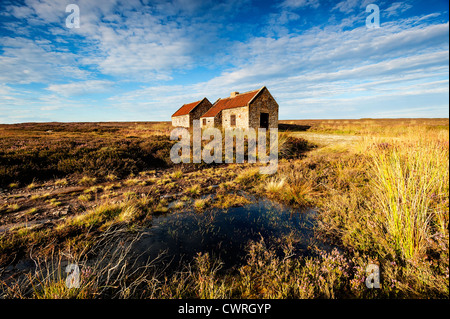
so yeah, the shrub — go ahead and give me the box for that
[279,135,312,159]
[0,126,175,188]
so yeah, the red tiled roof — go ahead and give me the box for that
[201,89,261,118]
[172,99,203,117]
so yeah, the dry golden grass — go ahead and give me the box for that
[1,119,448,299]
[268,119,449,296]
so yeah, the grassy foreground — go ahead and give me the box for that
[272,119,449,297]
[0,119,448,298]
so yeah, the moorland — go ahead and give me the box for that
[0,118,448,298]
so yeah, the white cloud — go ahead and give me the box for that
[3,0,234,82]
[0,36,89,84]
[46,80,114,96]
[332,0,361,13]
[417,13,441,22]
[214,22,449,86]
[105,17,449,119]
[0,0,448,122]
[279,0,320,9]
[385,2,413,18]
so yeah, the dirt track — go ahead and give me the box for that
[289,132,362,147]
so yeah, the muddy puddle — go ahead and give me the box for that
[131,197,322,271]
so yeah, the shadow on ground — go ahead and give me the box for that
[278,124,311,132]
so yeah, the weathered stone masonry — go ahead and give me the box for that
[172,86,278,130]
[171,98,213,128]
[248,88,278,129]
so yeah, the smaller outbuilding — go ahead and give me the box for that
[171,97,213,128]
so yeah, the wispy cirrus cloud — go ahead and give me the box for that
[46,80,114,96]
[0,36,89,84]
[2,0,246,82]
[107,16,448,119]
[385,2,413,17]
[279,0,320,9]
[332,0,363,13]
[0,0,448,122]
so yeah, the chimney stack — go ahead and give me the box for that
[230,91,239,98]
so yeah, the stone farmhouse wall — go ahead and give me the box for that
[174,87,278,130]
[201,117,215,128]
[222,106,249,129]
[190,99,213,127]
[171,114,189,127]
[248,88,278,129]
[201,112,222,128]
[172,98,213,128]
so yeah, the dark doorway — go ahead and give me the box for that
[260,113,269,129]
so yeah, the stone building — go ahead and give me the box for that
[200,86,278,130]
[171,97,213,128]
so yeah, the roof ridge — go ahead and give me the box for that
[172,98,206,117]
[229,88,260,97]
[200,87,261,118]
[215,89,260,104]
[247,86,265,105]
[183,98,203,106]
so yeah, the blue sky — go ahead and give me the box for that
[0,0,448,123]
